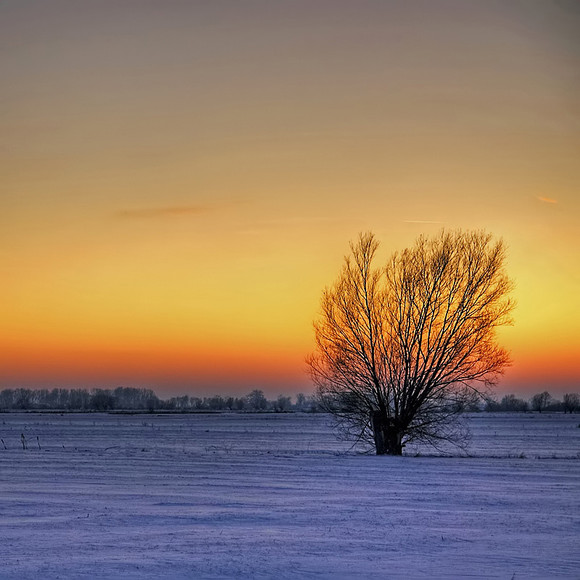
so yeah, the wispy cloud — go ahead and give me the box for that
[236,216,345,235]
[116,205,209,219]
[536,196,558,204]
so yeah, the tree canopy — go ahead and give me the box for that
[308,230,514,455]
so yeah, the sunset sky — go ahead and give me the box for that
[1,1,579,397]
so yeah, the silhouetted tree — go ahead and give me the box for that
[273,395,292,412]
[308,230,514,455]
[206,395,226,410]
[530,391,552,413]
[233,397,246,411]
[90,389,115,411]
[295,393,307,411]
[247,389,268,411]
[500,394,529,412]
[14,388,32,410]
[483,397,501,412]
[562,393,579,414]
[0,389,15,410]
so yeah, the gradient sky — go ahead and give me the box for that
[1,1,579,397]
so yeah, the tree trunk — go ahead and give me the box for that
[372,411,403,455]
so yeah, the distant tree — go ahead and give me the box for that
[233,397,246,411]
[90,389,115,411]
[530,391,552,413]
[69,389,90,410]
[308,230,514,455]
[273,395,292,413]
[500,394,529,412]
[145,395,158,412]
[51,389,63,409]
[206,395,227,410]
[562,393,580,414]
[0,389,13,410]
[14,388,33,410]
[187,397,202,410]
[294,395,322,413]
[547,398,564,412]
[484,397,501,412]
[295,393,307,411]
[113,387,154,409]
[247,389,268,411]
[163,397,176,411]
[33,389,50,409]
[171,395,190,411]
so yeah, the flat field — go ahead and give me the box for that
[1,412,579,579]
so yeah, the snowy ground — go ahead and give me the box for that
[1,412,579,579]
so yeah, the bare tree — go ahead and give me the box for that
[274,395,292,412]
[499,394,528,412]
[530,391,552,413]
[308,230,514,455]
[247,389,268,411]
[562,393,579,414]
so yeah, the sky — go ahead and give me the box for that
[1,0,579,398]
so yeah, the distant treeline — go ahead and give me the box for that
[484,391,579,414]
[0,387,578,413]
[0,387,320,413]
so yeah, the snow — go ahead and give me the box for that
[1,413,579,579]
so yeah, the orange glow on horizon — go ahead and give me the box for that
[0,344,311,394]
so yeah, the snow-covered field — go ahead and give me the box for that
[1,412,579,579]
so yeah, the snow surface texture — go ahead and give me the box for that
[1,413,579,579]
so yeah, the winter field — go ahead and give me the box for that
[1,412,579,579]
